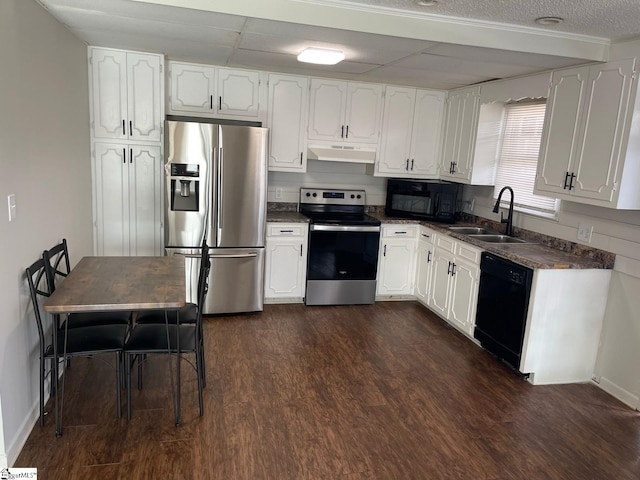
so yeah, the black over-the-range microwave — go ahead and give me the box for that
[385,179,461,223]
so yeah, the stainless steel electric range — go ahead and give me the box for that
[299,188,381,306]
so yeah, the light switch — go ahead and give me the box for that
[7,194,16,222]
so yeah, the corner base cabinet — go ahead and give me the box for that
[264,223,308,303]
[376,225,418,298]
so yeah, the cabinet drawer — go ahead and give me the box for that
[456,241,482,264]
[267,223,307,238]
[435,234,456,253]
[382,225,418,238]
[419,227,436,245]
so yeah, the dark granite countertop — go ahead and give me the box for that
[265,204,614,270]
[266,211,309,223]
[369,212,614,270]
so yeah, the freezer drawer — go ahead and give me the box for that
[206,248,265,314]
[166,247,265,314]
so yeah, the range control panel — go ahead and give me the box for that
[300,188,366,206]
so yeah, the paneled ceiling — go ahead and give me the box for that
[36,0,640,90]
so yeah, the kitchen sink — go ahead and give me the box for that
[467,234,532,244]
[447,226,499,235]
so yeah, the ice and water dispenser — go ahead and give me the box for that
[169,163,200,211]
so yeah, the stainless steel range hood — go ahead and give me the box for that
[307,144,376,164]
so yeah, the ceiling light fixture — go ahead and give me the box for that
[415,0,438,6]
[535,16,564,26]
[297,48,345,65]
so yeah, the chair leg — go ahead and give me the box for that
[137,354,145,390]
[196,351,204,417]
[199,337,206,388]
[126,354,132,420]
[39,356,46,426]
[116,352,122,418]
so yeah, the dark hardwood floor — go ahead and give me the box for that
[16,302,640,479]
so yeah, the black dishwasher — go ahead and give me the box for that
[474,252,533,371]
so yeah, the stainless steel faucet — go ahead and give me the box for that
[493,186,514,236]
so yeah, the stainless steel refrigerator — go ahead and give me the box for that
[164,120,267,314]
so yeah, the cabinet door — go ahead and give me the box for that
[428,248,454,317]
[267,74,309,172]
[218,68,260,117]
[127,53,162,142]
[377,86,415,176]
[448,259,480,336]
[452,88,481,181]
[308,79,347,141]
[345,82,383,144]
[410,89,446,177]
[169,62,215,114]
[129,145,163,256]
[440,87,480,182]
[415,239,434,304]
[94,143,129,256]
[572,59,635,202]
[265,239,305,298]
[535,66,588,195]
[91,49,128,140]
[377,239,416,296]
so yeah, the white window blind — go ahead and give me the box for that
[493,102,558,215]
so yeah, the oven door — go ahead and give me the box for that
[305,224,380,305]
[307,224,380,280]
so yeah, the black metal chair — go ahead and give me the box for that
[43,239,131,329]
[124,242,210,423]
[25,257,129,435]
[134,241,209,386]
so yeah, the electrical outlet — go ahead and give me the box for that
[577,223,593,243]
[275,187,283,200]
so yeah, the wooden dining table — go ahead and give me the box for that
[43,256,186,436]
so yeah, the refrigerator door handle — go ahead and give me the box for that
[210,252,258,259]
[217,147,224,236]
[171,252,258,259]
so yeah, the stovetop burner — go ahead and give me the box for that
[299,187,381,226]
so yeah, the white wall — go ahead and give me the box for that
[0,0,92,465]
[268,159,387,205]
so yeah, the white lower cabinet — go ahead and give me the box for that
[265,223,308,302]
[427,235,481,337]
[376,225,418,297]
[93,142,163,256]
[415,227,437,304]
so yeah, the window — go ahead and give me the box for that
[493,101,559,216]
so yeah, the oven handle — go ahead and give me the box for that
[310,224,381,233]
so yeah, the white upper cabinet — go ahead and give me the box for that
[90,48,163,142]
[267,74,309,172]
[535,58,640,209]
[308,79,383,144]
[440,86,481,183]
[377,86,445,178]
[217,68,261,116]
[168,61,261,118]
